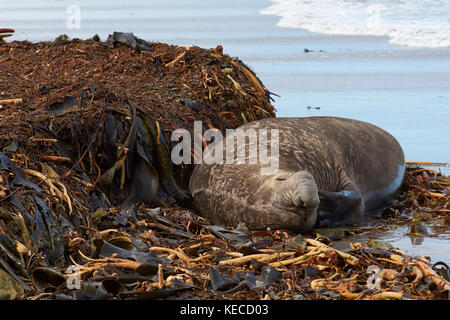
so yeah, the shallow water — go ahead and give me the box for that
[2,0,449,261]
[379,225,450,265]
[329,221,450,265]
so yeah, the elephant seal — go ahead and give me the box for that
[189,117,405,232]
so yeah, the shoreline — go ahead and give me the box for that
[1,1,449,172]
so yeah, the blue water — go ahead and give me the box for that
[1,0,448,168]
[251,51,450,169]
[2,0,448,168]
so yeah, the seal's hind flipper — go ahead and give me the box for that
[316,189,363,227]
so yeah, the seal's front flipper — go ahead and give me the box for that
[316,189,363,227]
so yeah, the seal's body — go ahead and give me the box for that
[189,117,405,232]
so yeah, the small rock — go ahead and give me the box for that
[366,239,394,250]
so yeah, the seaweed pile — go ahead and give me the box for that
[0,32,275,197]
[0,33,449,300]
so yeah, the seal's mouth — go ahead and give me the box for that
[271,204,318,232]
[273,170,320,208]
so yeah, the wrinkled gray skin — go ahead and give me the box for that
[189,117,405,233]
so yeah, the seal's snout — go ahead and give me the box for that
[289,171,319,209]
[292,190,319,208]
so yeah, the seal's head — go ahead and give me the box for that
[260,171,319,232]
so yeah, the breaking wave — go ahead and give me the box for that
[261,0,450,48]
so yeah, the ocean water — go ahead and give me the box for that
[250,48,450,174]
[259,0,450,174]
[1,0,449,169]
[262,0,450,48]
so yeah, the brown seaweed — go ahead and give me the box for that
[0,35,448,301]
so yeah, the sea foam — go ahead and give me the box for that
[261,0,450,48]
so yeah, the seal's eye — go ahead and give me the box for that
[275,177,286,181]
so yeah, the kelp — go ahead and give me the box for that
[0,34,448,300]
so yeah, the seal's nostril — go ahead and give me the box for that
[295,199,305,207]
